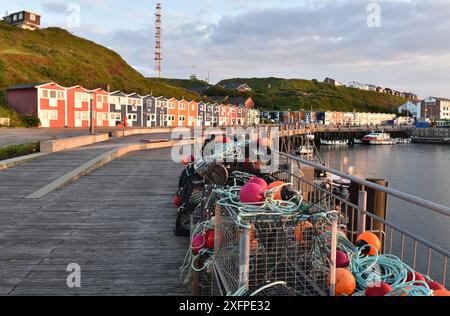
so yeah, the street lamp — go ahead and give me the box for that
[89,94,95,135]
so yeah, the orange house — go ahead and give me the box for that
[91,88,110,127]
[188,100,198,127]
[178,99,189,127]
[66,85,91,128]
[167,98,179,127]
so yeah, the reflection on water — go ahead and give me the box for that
[319,144,450,282]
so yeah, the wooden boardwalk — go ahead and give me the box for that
[0,139,190,295]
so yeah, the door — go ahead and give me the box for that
[75,111,83,127]
[39,110,50,128]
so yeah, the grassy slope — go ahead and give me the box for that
[155,78,210,90]
[216,78,406,113]
[0,21,198,100]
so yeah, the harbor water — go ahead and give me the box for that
[319,143,450,283]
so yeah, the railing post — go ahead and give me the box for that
[238,225,250,291]
[288,157,295,187]
[329,215,338,296]
[357,186,367,235]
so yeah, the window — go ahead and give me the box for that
[30,13,36,21]
[110,114,116,120]
[13,14,17,21]
[18,13,23,20]
[74,93,82,108]
[115,114,121,120]
[42,90,48,98]
[180,103,185,110]
[97,95,102,103]
[50,91,57,99]
[49,98,58,107]
[58,91,64,100]
[42,110,58,120]
[103,96,108,103]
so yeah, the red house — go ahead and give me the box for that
[91,88,110,127]
[66,86,91,128]
[6,82,66,128]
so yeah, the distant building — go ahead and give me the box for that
[222,82,252,93]
[228,96,255,108]
[402,92,418,101]
[347,81,369,91]
[420,97,450,121]
[324,77,343,86]
[384,88,393,95]
[398,101,419,118]
[3,10,41,30]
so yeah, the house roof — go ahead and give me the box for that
[126,93,142,98]
[6,83,43,90]
[5,10,41,17]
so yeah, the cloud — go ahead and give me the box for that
[75,0,450,97]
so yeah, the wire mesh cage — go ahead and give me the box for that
[213,204,334,296]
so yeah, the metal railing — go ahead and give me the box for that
[277,151,450,286]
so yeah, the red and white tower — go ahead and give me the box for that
[154,3,162,78]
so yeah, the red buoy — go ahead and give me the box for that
[204,229,215,249]
[365,282,394,296]
[240,182,265,204]
[427,280,447,291]
[173,196,182,207]
[406,271,426,285]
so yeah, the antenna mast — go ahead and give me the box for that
[155,3,162,78]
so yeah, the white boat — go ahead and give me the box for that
[394,138,412,144]
[362,132,396,145]
[320,139,348,146]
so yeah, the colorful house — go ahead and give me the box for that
[66,86,91,128]
[205,103,214,127]
[142,95,156,127]
[108,91,127,126]
[231,106,237,125]
[6,82,66,128]
[219,104,227,126]
[90,88,110,127]
[213,103,220,126]
[178,99,189,127]
[188,100,198,127]
[155,97,168,127]
[167,98,179,127]
[125,93,143,127]
[197,102,206,127]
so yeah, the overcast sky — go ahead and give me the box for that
[4,0,450,98]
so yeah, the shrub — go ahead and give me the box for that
[20,115,41,127]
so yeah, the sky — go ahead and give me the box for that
[3,0,450,98]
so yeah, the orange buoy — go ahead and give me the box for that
[334,268,356,296]
[433,289,450,296]
[267,181,285,200]
[356,232,381,256]
[293,221,313,243]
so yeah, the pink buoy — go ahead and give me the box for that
[249,177,268,191]
[336,250,350,268]
[240,182,265,204]
[192,234,205,255]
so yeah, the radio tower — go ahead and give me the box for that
[154,3,162,78]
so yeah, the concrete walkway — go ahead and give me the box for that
[0,135,190,295]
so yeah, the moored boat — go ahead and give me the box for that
[320,139,349,146]
[362,132,396,145]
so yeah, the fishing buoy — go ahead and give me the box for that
[293,221,313,243]
[173,195,182,207]
[181,155,194,165]
[267,181,285,200]
[433,289,450,296]
[406,271,426,285]
[336,250,350,268]
[249,177,268,191]
[356,232,381,256]
[365,282,394,296]
[334,268,356,296]
[192,234,205,255]
[427,281,447,291]
[204,229,215,249]
[240,182,265,204]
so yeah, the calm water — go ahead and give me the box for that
[319,144,450,283]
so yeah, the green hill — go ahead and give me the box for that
[0,21,198,100]
[155,78,210,91]
[215,77,406,113]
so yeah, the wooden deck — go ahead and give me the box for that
[0,142,190,295]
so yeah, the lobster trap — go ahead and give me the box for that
[212,204,339,296]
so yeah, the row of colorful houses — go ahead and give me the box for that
[5,83,261,128]
[262,111,397,126]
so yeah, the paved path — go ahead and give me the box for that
[0,136,190,295]
[0,128,90,147]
